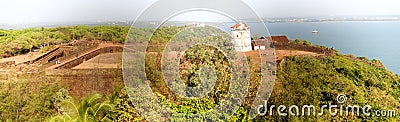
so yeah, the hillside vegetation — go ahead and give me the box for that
[264,55,400,121]
[0,26,129,57]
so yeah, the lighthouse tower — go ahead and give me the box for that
[230,22,252,52]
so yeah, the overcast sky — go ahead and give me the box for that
[1,0,400,24]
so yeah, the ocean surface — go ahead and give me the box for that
[221,21,400,74]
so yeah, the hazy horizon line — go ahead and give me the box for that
[2,14,400,25]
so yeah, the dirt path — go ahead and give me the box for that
[244,49,323,64]
[275,50,323,60]
[0,52,43,64]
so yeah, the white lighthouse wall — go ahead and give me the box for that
[231,30,252,52]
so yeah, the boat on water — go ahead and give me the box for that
[312,29,319,33]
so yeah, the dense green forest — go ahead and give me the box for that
[264,55,400,121]
[0,25,399,121]
[0,26,129,57]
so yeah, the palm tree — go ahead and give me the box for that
[49,94,113,122]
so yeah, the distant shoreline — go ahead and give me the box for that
[3,20,400,30]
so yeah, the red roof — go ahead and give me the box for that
[271,36,290,44]
[230,23,248,30]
